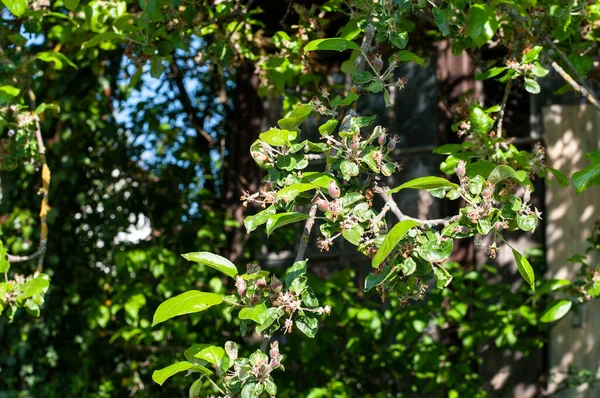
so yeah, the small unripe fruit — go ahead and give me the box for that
[456,161,466,178]
[493,221,505,231]
[350,141,360,151]
[317,199,329,212]
[418,0,427,8]
[329,180,340,199]
[270,275,282,293]
[482,187,493,201]
[387,137,398,151]
[256,278,267,288]
[378,133,387,146]
[373,56,384,71]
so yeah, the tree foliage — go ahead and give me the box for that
[1,0,600,397]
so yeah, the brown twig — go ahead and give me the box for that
[545,38,600,113]
[294,204,318,263]
[355,24,376,73]
[375,186,459,227]
[260,333,271,352]
[6,94,50,273]
[496,80,512,138]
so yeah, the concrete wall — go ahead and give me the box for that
[543,104,600,397]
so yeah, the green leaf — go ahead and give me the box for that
[337,18,361,40]
[264,378,277,396]
[573,152,600,194]
[150,55,164,78]
[186,344,225,365]
[1,0,26,17]
[277,183,316,202]
[432,7,450,36]
[470,106,494,134]
[318,119,338,136]
[65,0,80,10]
[389,31,409,49]
[340,160,359,180]
[239,303,268,324]
[260,128,297,146]
[304,38,360,52]
[352,72,373,84]
[278,104,312,131]
[152,361,195,386]
[189,378,203,398]
[399,257,417,276]
[366,81,383,94]
[82,32,124,49]
[475,67,507,80]
[35,103,60,114]
[338,92,359,106]
[384,89,392,107]
[536,279,570,295]
[244,206,277,233]
[467,4,498,48]
[285,260,307,287]
[0,85,20,104]
[512,248,535,291]
[372,220,420,268]
[295,314,318,338]
[17,276,50,301]
[392,50,425,66]
[265,212,309,236]
[181,252,238,278]
[242,382,264,398]
[0,241,9,274]
[547,167,569,186]
[523,46,543,63]
[364,263,395,291]
[389,176,457,194]
[517,213,537,232]
[36,52,77,70]
[540,300,572,323]
[152,291,224,326]
[433,266,453,289]
[488,165,526,185]
[433,144,463,155]
[302,172,337,189]
[524,78,540,94]
[342,224,363,246]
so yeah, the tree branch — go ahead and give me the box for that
[7,92,50,273]
[545,38,600,113]
[496,80,511,138]
[294,204,318,263]
[374,186,459,227]
[169,61,215,146]
[355,24,376,73]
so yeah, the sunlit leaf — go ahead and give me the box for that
[152,291,223,326]
[182,252,238,278]
[304,38,360,52]
[540,300,572,323]
[372,220,419,267]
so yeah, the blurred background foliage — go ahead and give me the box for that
[0,0,598,397]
